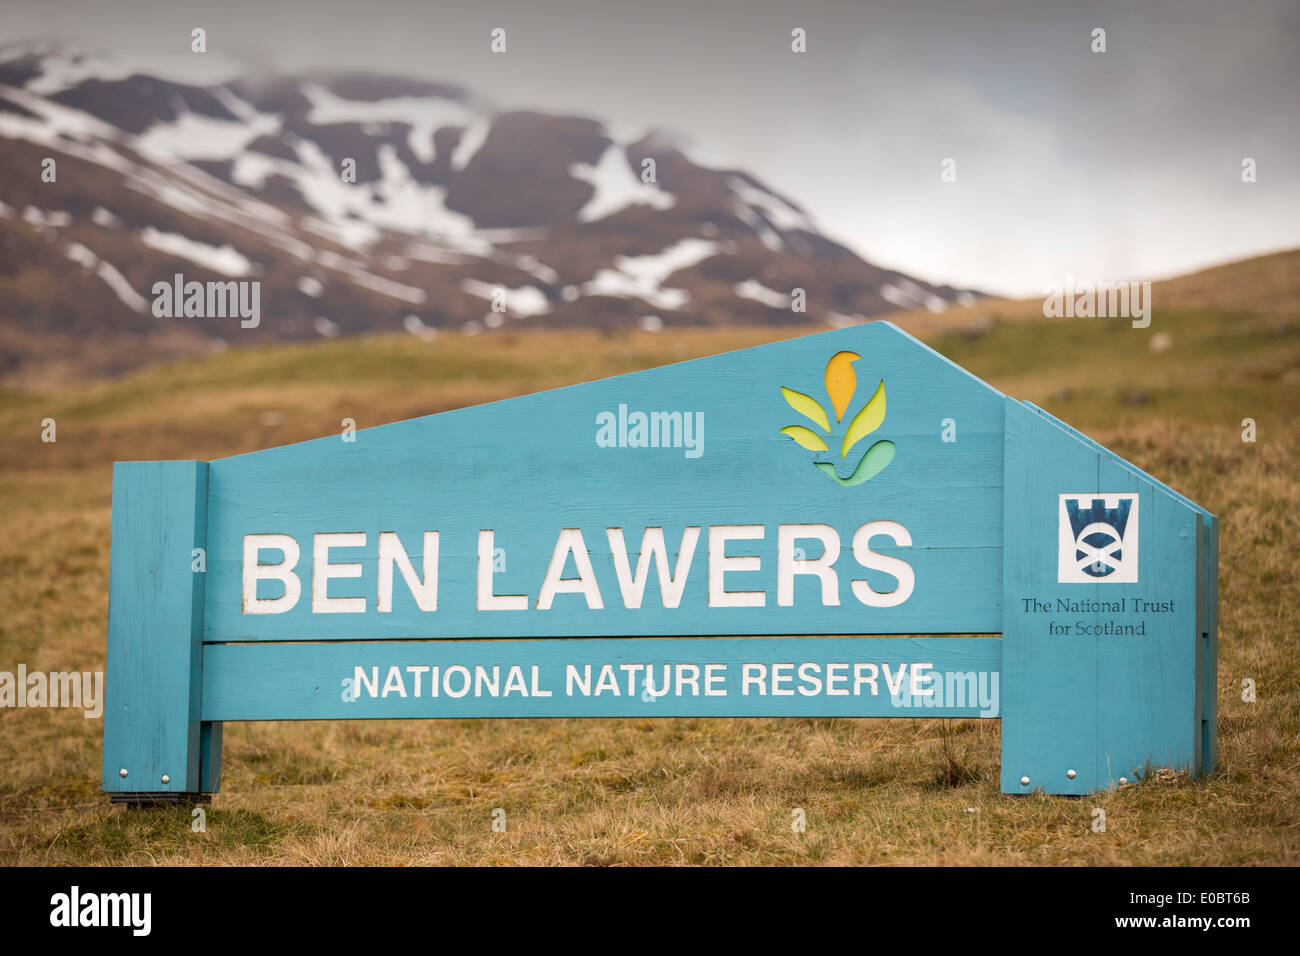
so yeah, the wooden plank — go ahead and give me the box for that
[1027,401,1218,780]
[200,636,1003,721]
[102,461,211,795]
[201,322,1006,641]
[199,721,223,794]
[1197,514,1219,775]
[1001,400,1202,794]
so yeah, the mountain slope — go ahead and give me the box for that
[0,44,978,383]
[877,247,1300,341]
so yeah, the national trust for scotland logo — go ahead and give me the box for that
[1058,493,1140,583]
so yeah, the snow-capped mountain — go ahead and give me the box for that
[0,44,979,379]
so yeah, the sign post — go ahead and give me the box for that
[101,322,1216,800]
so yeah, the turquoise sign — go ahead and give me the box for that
[101,322,1217,799]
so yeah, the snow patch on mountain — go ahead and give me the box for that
[14,46,247,96]
[301,82,485,166]
[503,254,560,285]
[728,176,814,233]
[91,206,123,229]
[570,145,675,222]
[449,118,491,171]
[141,227,254,276]
[61,239,147,312]
[234,139,481,249]
[731,202,782,251]
[316,250,427,304]
[402,241,475,264]
[881,278,949,312]
[134,101,280,164]
[95,260,149,312]
[64,241,98,269]
[461,279,551,317]
[0,87,133,174]
[297,276,324,297]
[734,278,790,309]
[403,314,439,340]
[23,206,71,228]
[583,237,721,310]
[128,164,301,256]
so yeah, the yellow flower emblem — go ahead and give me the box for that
[779,351,895,486]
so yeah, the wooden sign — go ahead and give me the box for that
[101,322,1217,800]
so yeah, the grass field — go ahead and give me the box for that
[1,267,1298,864]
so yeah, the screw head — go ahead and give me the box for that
[1020,775,1030,786]
[1067,769,1077,780]
[118,768,128,778]
[161,774,170,785]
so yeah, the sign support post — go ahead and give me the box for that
[1000,400,1218,793]
[102,461,220,803]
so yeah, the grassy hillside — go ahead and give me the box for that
[1,285,1297,864]
[881,246,1300,340]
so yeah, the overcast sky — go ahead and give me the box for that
[4,0,1297,296]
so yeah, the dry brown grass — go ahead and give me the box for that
[881,246,1300,339]
[1,294,1297,865]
